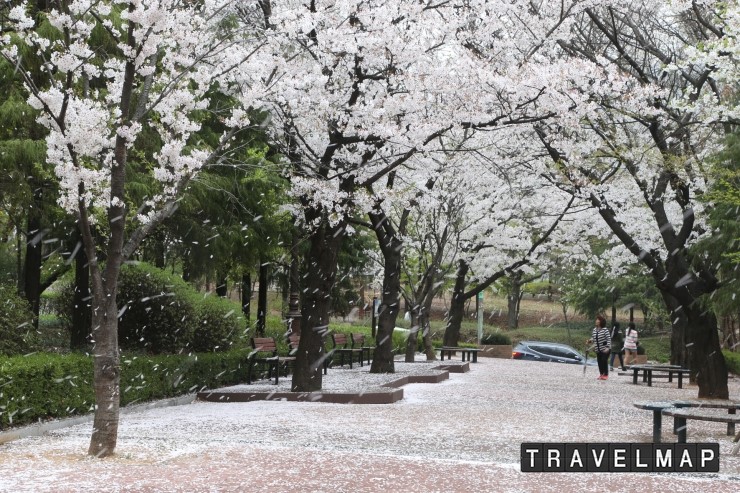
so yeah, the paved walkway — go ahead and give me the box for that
[1,358,739,492]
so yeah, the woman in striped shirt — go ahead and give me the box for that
[587,315,611,380]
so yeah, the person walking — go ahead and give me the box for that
[609,322,625,371]
[588,315,611,380]
[624,322,639,367]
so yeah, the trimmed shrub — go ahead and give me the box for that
[191,294,245,352]
[117,263,198,353]
[480,332,512,345]
[116,262,244,354]
[0,284,37,356]
[0,349,249,429]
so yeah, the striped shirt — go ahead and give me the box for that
[592,326,611,352]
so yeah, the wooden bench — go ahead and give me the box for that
[331,333,363,368]
[633,400,693,443]
[438,347,482,363]
[247,337,296,384]
[663,407,740,444]
[630,364,691,388]
[287,334,330,374]
[351,333,373,366]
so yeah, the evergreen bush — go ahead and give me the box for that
[0,349,248,429]
[480,332,512,345]
[116,262,244,354]
[0,284,38,356]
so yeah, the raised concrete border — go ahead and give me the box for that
[0,393,196,445]
[196,363,468,405]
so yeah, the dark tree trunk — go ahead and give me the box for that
[88,292,121,458]
[241,273,251,324]
[215,273,228,298]
[292,218,345,391]
[257,261,268,336]
[368,209,403,374]
[684,306,728,399]
[443,259,468,347]
[23,188,44,330]
[70,241,91,349]
[421,298,436,360]
[661,291,688,368]
[507,273,522,330]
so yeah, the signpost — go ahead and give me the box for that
[477,291,484,343]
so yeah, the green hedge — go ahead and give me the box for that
[0,284,37,356]
[0,350,249,429]
[724,350,740,376]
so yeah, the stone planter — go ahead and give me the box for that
[479,344,513,359]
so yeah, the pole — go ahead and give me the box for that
[477,291,484,343]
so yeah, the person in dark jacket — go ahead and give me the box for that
[609,322,625,371]
[587,315,611,380]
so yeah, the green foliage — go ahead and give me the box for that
[117,262,245,354]
[522,281,553,298]
[723,350,740,376]
[480,332,512,345]
[0,349,248,429]
[0,284,37,356]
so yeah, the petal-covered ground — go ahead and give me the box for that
[1,357,739,492]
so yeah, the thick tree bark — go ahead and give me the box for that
[22,187,44,330]
[443,259,468,347]
[70,242,91,350]
[87,294,120,458]
[368,209,403,374]
[292,218,345,391]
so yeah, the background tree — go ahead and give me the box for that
[1,1,262,456]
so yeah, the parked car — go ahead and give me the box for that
[512,341,597,365]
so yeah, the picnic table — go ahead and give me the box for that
[633,400,693,442]
[634,399,740,443]
[438,347,481,363]
[630,364,691,388]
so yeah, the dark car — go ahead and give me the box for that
[512,341,596,365]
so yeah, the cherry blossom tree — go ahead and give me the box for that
[236,1,561,389]
[1,1,259,456]
[527,0,739,398]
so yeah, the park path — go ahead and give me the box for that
[1,357,739,492]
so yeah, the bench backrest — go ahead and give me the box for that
[251,337,278,355]
[332,332,350,348]
[351,333,366,348]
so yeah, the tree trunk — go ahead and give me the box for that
[421,298,436,360]
[22,188,44,330]
[241,273,251,324]
[215,273,228,298]
[368,209,404,374]
[292,218,345,392]
[661,291,688,368]
[70,241,91,350]
[443,259,468,347]
[257,261,268,336]
[507,273,521,330]
[87,293,121,457]
[684,306,728,399]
